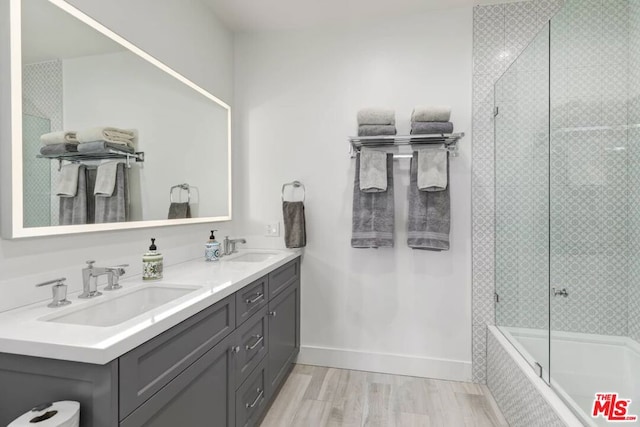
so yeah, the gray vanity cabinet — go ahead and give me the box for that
[0,256,300,427]
[267,280,300,396]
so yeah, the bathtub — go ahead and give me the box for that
[500,326,640,427]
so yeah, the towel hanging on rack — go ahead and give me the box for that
[282,181,306,248]
[168,183,192,219]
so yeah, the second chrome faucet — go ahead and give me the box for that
[80,260,129,299]
[222,236,246,256]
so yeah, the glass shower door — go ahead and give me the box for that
[494,22,551,384]
[22,114,52,228]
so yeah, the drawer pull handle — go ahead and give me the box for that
[268,311,277,317]
[245,292,264,304]
[246,388,264,409]
[245,334,264,351]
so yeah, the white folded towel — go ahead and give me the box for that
[94,161,120,197]
[77,127,137,146]
[359,148,388,192]
[411,106,452,123]
[40,131,78,145]
[56,163,81,197]
[417,147,448,192]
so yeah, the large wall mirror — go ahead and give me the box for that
[2,0,231,238]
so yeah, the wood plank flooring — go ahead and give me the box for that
[260,365,508,427]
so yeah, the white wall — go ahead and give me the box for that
[0,0,235,312]
[234,8,474,380]
[63,51,229,221]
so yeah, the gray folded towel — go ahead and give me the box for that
[59,165,88,225]
[283,201,306,248]
[168,202,192,219]
[77,141,135,154]
[94,161,120,197]
[56,163,81,197]
[411,106,452,122]
[351,153,394,248]
[410,122,454,134]
[359,148,388,192]
[358,125,397,137]
[40,131,78,145]
[357,108,396,126]
[417,147,448,192]
[95,163,129,223]
[408,152,450,251]
[40,143,78,156]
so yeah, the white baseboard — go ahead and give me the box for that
[297,345,472,382]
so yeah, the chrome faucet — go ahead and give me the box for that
[222,236,246,256]
[35,277,71,308]
[80,260,128,298]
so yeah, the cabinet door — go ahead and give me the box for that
[120,333,236,427]
[267,281,300,396]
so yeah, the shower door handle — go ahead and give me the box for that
[552,288,569,297]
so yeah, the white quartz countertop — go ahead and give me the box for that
[0,249,301,364]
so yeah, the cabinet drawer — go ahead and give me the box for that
[268,258,299,299]
[236,277,267,325]
[119,296,235,420]
[235,306,268,386]
[236,357,269,427]
[120,333,236,427]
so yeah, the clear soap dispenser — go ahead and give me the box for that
[205,230,220,262]
[143,238,163,280]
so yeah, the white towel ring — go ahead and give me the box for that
[281,180,305,202]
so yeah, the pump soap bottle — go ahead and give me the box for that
[205,230,221,262]
[143,238,164,280]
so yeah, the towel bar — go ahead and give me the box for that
[282,180,305,202]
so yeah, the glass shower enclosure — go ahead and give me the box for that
[494,1,638,425]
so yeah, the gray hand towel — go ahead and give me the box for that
[39,143,78,156]
[357,108,396,126]
[94,161,120,196]
[95,163,129,223]
[417,147,448,192]
[408,152,450,251]
[283,201,306,248]
[59,165,88,225]
[411,106,452,122]
[358,125,397,137]
[168,202,192,219]
[77,141,135,154]
[351,153,394,248]
[56,163,81,197]
[410,122,454,135]
[359,148,388,192]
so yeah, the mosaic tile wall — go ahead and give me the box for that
[472,0,564,384]
[22,60,62,227]
[486,328,566,427]
[629,1,640,344]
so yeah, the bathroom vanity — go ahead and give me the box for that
[0,251,301,427]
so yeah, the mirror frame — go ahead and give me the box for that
[1,0,232,239]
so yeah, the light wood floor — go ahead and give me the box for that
[260,365,508,427]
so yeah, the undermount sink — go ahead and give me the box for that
[227,252,278,263]
[41,285,199,327]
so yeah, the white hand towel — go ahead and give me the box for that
[56,163,81,197]
[411,106,452,123]
[40,131,78,145]
[77,127,137,145]
[417,147,448,192]
[94,161,120,197]
[359,148,388,192]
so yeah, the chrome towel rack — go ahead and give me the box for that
[282,180,305,202]
[170,183,191,203]
[348,133,464,159]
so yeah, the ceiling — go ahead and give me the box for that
[202,0,524,32]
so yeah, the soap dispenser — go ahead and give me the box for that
[205,230,221,262]
[143,238,163,280]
